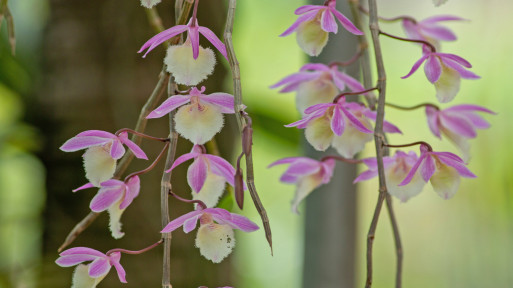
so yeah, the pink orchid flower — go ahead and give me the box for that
[280,0,362,56]
[269,157,335,214]
[60,130,147,186]
[403,15,465,50]
[354,151,426,202]
[426,104,495,162]
[147,86,235,145]
[402,51,480,103]
[168,145,243,208]
[400,144,476,199]
[56,247,126,287]
[286,98,401,158]
[162,207,259,263]
[73,176,141,239]
[139,18,227,85]
[270,63,365,114]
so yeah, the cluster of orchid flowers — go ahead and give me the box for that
[269,0,493,212]
[55,0,259,287]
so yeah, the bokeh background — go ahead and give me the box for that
[0,0,511,287]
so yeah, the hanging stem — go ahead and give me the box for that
[384,141,433,152]
[124,142,170,181]
[379,30,436,52]
[115,128,169,142]
[107,239,164,256]
[386,102,439,111]
[169,191,207,210]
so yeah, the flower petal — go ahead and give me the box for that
[280,11,318,37]
[88,257,111,278]
[201,93,235,114]
[118,132,148,160]
[402,54,429,79]
[330,8,363,35]
[198,26,228,59]
[424,55,443,83]
[426,106,441,138]
[139,25,188,57]
[166,151,198,173]
[90,187,123,212]
[205,155,236,187]
[146,96,191,119]
[321,10,338,33]
[188,157,208,193]
[161,210,204,233]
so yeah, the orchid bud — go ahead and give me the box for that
[234,166,244,210]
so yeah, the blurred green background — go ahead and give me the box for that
[0,0,511,287]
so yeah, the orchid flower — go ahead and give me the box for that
[162,207,259,263]
[280,0,362,56]
[147,86,235,145]
[426,104,495,162]
[269,157,335,214]
[56,247,126,287]
[167,145,243,208]
[402,51,480,103]
[286,98,401,158]
[60,130,147,186]
[140,0,161,8]
[402,15,465,50]
[73,176,141,239]
[270,63,365,114]
[354,151,426,202]
[400,144,476,199]
[138,18,227,85]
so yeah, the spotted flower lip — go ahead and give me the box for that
[268,156,335,213]
[280,0,362,37]
[138,18,227,60]
[402,15,466,47]
[56,247,127,284]
[161,207,259,234]
[60,130,148,160]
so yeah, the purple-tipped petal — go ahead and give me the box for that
[444,104,495,114]
[73,182,95,192]
[90,187,123,212]
[88,257,111,278]
[205,155,236,187]
[282,158,321,177]
[304,103,333,115]
[331,8,363,35]
[399,154,426,186]
[202,93,235,113]
[340,107,373,133]
[120,176,140,210]
[110,140,126,160]
[146,96,191,119]
[166,152,198,173]
[331,107,344,136]
[402,54,429,79]
[76,130,117,138]
[280,11,318,37]
[188,26,201,60]
[300,63,330,72]
[442,59,480,80]
[118,132,148,160]
[334,71,365,92]
[426,106,441,138]
[353,169,379,183]
[198,26,228,59]
[420,154,436,182]
[440,113,477,138]
[268,157,306,168]
[421,26,457,41]
[421,15,466,24]
[188,157,208,193]
[59,247,105,257]
[227,213,259,232]
[424,56,443,83]
[56,254,98,267]
[161,210,204,233]
[321,10,338,33]
[183,215,200,233]
[139,25,188,57]
[295,5,322,15]
[60,137,111,152]
[436,53,472,68]
[436,154,476,178]
[109,253,127,283]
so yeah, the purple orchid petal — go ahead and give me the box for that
[280,11,318,37]
[421,26,457,41]
[76,130,117,138]
[402,19,421,40]
[434,151,464,162]
[283,158,321,177]
[146,96,191,119]
[300,63,331,72]
[437,154,476,178]
[166,151,199,173]
[402,54,429,79]
[330,8,363,35]
[201,93,235,113]
[280,173,300,183]
[424,55,443,83]
[442,59,480,79]
[226,213,259,232]
[183,215,200,233]
[118,132,148,160]
[436,53,472,68]
[205,155,236,187]
[340,107,373,133]
[458,112,491,129]
[334,71,365,92]
[420,154,436,182]
[73,182,95,192]
[399,154,427,186]
[55,254,98,267]
[270,72,319,90]
[268,157,307,168]
[88,257,111,278]
[444,104,495,114]
[421,15,466,24]
[295,5,322,15]
[440,113,477,138]
[110,139,126,160]
[353,169,379,183]
[59,247,105,257]
[109,253,127,283]
[119,176,140,210]
[60,136,111,152]
[304,103,333,115]
[321,10,338,33]
[285,111,325,129]
[90,187,123,212]
[188,157,208,193]
[198,26,228,59]
[161,210,204,233]
[426,106,442,138]
[331,107,344,136]
[139,25,188,57]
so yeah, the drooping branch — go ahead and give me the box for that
[224,0,273,253]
